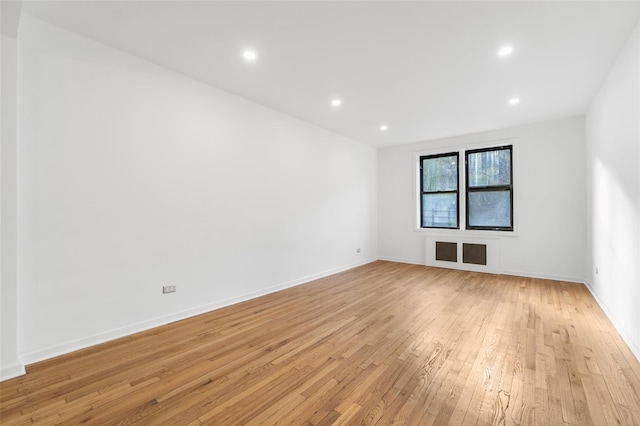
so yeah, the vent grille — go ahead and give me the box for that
[426,236,498,273]
[463,243,487,265]
[435,242,457,262]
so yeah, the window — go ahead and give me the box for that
[419,152,459,228]
[417,144,514,232]
[465,145,513,231]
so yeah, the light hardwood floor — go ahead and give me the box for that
[2,261,640,425]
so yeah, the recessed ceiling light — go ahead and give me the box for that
[498,46,513,57]
[509,97,520,105]
[331,99,342,107]
[380,125,388,131]
[243,50,257,62]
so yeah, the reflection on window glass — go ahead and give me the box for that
[468,191,511,228]
[422,193,457,228]
[467,149,511,187]
[466,145,513,231]
[420,153,459,229]
[422,156,458,192]
[418,145,513,231]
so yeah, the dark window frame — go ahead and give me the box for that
[464,145,513,231]
[419,152,460,229]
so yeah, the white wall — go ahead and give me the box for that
[379,117,587,282]
[1,32,25,379]
[7,10,638,381]
[16,16,377,365]
[586,22,640,360]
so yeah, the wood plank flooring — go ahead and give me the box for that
[2,261,640,425]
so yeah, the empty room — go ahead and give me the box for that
[1,1,639,424]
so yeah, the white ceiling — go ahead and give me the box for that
[21,1,640,148]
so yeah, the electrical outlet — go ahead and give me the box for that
[163,285,176,294]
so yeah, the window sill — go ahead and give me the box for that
[414,227,520,238]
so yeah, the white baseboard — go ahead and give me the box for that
[0,361,26,381]
[378,256,425,266]
[501,269,586,284]
[380,259,587,284]
[583,281,640,363]
[19,258,378,367]
[10,258,639,380]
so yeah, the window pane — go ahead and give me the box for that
[422,155,457,192]
[422,193,457,228]
[468,191,511,228]
[467,148,511,187]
